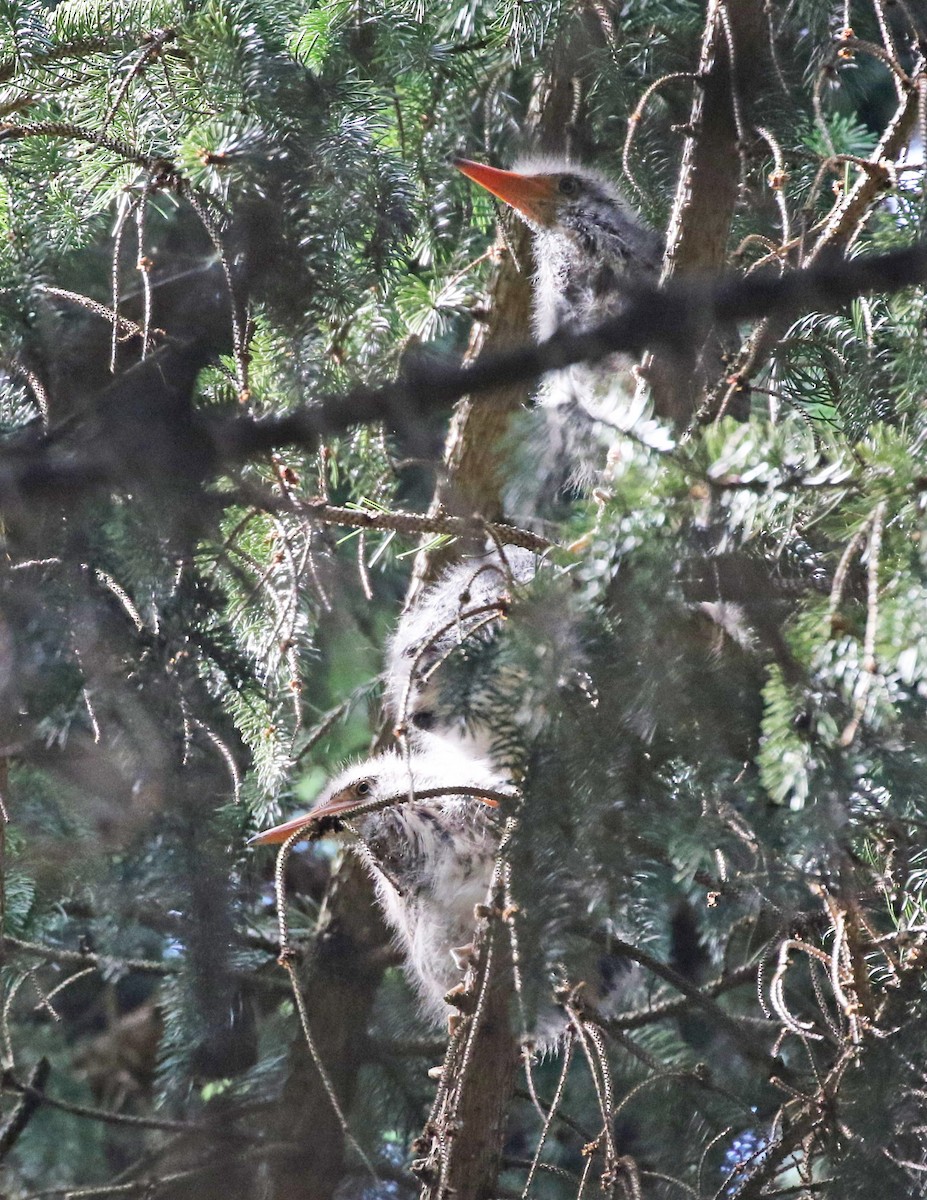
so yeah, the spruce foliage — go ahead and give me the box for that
[1,0,927,1197]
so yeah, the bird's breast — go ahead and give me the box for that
[362,804,497,907]
[359,803,498,1025]
[532,230,635,342]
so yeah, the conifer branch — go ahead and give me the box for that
[1,1066,253,1136]
[0,120,164,172]
[0,242,922,515]
[605,960,760,1031]
[242,491,553,553]
[2,936,288,993]
[708,55,926,422]
[0,1058,49,1163]
[604,935,788,1081]
[0,38,133,86]
[218,240,927,459]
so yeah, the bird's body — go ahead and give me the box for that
[251,748,505,1026]
[252,746,629,1039]
[385,546,540,762]
[455,158,663,501]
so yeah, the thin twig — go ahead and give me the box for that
[840,499,886,746]
[273,827,378,1182]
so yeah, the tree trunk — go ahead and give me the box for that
[271,855,390,1200]
[642,0,770,427]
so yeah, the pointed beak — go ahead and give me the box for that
[454,158,554,224]
[248,793,363,846]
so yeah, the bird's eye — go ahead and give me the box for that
[356,780,371,796]
[558,175,580,196]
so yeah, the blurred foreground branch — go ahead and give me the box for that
[0,242,923,519]
[221,240,927,458]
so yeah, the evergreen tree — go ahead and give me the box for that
[1,1,926,1198]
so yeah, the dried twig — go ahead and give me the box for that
[840,499,886,746]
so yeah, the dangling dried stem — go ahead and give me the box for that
[520,1030,575,1199]
[272,827,377,1181]
[840,499,886,746]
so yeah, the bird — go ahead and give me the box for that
[251,551,631,1041]
[250,747,508,1028]
[454,157,664,503]
[455,157,662,340]
[385,545,541,763]
[250,745,630,1042]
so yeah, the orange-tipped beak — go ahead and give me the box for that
[249,784,501,846]
[454,158,554,224]
[248,793,362,846]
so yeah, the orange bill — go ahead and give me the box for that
[250,786,500,846]
[454,158,554,224]
[248,792,362,845]
[248,814,317,846]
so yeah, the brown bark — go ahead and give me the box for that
[270,854,390,1200]
[642,0,770,427]
[0,1057,49,1162]
[424,228,534,536]
[416,907,518,1200]
[401,233,532,607]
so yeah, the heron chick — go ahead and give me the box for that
[385,546,541,762]
[251,747,508,1026]
[456,157,664,501]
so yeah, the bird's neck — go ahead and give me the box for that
[531,215,660,342]
[530,227,616,341]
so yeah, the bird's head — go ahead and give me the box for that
[455,157,629,228]
[455,156,663,278]
[248,749,502,846]
[248,758,403,844]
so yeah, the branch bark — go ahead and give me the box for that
[260,490,553,553]
[0,1058,50,1163]
[416,906,518,1200]
[426,233,533,537]
[641,0,770,426]
[0,241,924,527]
[1,241,925,522]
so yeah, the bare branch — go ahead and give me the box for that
[640,0,770,424]
[213,240,927,459]
[0,1058,49,1162]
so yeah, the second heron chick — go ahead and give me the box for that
[456,157,665,504]
[385,547,541,762]
[251,747,508,1026]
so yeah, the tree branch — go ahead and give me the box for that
[216,240,927,457]
[0,242,924,517]
[604,936,788,1082]
[710,58,925,419]
[0,1058,49,1162]
[240,491,553,554]
[605,960,760,1030]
